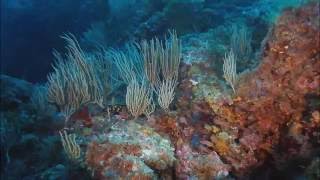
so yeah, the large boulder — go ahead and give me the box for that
[85,121,175,179]
[0,75,34,110]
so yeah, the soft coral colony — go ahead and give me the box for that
[41,2,319,179]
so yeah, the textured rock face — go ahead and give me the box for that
[237,0,319,142]
[208,2,320,176]
[172,2,319,178]
[0,75,69,179]
[0,75,34,110]
[85,121,175,179]
[238,1,320,108]
[240,1,319,171]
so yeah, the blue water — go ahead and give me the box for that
[2,0,304,82]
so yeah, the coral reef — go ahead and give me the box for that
[1,2,319,180]
[175,2,320,177]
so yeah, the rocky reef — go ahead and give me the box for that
[173,2,320,178]
[1,2,319,180]
[68,2,320,179]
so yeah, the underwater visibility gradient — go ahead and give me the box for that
[1,0,319,179]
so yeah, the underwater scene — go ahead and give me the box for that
[1,0,320,179]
